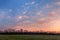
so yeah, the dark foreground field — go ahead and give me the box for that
[0,35,60,40]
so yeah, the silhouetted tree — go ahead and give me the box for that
[20,29,23,32]
[24,30,28,32]
[4,28,15,32]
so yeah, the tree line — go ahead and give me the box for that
[0,28,60,35]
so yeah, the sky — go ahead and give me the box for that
[0,0,60,32]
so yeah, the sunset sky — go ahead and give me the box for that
[0,0,60,32]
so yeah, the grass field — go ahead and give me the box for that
[0,35,60,40]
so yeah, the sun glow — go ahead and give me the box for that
[49,19,60,32]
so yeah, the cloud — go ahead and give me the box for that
[0,10,8,21]
[45,4,53,9]
[8,9,12,12]
[16,15,30,22]
[55,2,60,5]
[23,11,27,14]
[18,16,23,19]
[23,16,30,19]
[1,0,60,32]
[33,8,60,32]
[48,10,57,17]
[25,1,35,6]
[3,8,60,32]
[31,1,35,5]
[36,11,41,16]
[1,7,60,32]
[16,16,23,22]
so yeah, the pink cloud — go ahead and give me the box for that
[55,2,60,5]
[36,11,41,16]
[45,4,53,9]
[34,8,60,32]
[4,8,60,32]
[23,16,30,18]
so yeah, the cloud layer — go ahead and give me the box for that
[0,0,60,32]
